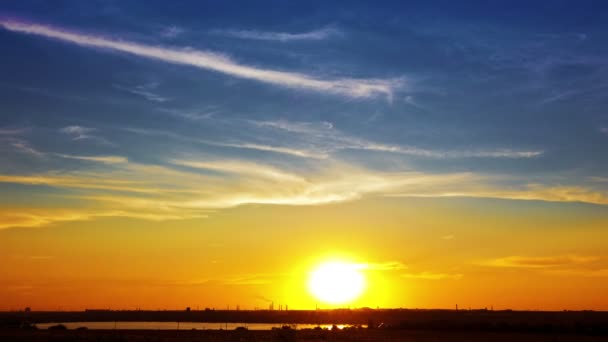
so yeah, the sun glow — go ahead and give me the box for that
[308,261,366,305]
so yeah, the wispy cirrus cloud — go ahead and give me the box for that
[159,107,219,121]
[3,134,123,163]
[2,127,121,159]
[0,20,398,99]
[1,154,606,229]
[55,154,127,164]
[171,159,304,182]
[160,25,183,39]
[390,184,608,206]
[0,172,173,194]
[252,119,543,159]
[128,118,541,160]
[0,208,106,230]
[401,272,463,280]
[113,83,170,102]
[9,139,43,157]
[362,261,408,271]
[0,127,29,136]
[0,82,89,102]
[124,126,327,159]
[0,212,69,230]
[212,26,341,42]
[470,185,608,206]
[0,127,44,157]
[0,207,208,230]
[544,268,608,278]
[172,273,277,287]
[480,255,599,268]
[59,125,114,146]
[0,160,459,228]
[216,141,326,159]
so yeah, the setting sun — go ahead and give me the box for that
[308,261,366,305]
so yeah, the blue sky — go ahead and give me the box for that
[4,1,608,312]
[1,0,608,228]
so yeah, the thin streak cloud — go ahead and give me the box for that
[401,272,463,280]
[213,27,341,42]
[1,154,606,230]
[0,20,398,99]
[113,83,170,103]
[362,261,408,271]
[10,140,43,156]
[253,119,543,159]
[56,154,127,164]
[480,255,599,268]
[171,159,304,182]
[0,127,29,135]
[160,25,183,39]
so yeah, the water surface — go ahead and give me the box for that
[36,321,357,330]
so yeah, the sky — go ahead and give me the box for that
[1,0,608,311]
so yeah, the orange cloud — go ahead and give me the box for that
[481,255,599,268]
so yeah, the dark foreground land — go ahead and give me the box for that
[2,309,608,341]
[3,309,608,331]
[2,329,608,342]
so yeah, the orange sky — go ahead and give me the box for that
[2,197,607,311]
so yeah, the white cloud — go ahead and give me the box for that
[213,27,341,42]
[0,20,398,99]
[60,125,95,140]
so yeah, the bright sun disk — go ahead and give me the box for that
[308,261,366,305]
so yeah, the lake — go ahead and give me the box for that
[35,321,358,330]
